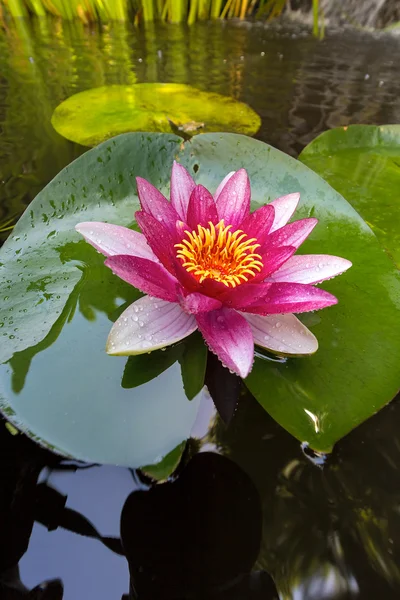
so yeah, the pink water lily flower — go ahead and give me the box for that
[76,163,351,378]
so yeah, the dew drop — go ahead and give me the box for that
[275,322,282,328]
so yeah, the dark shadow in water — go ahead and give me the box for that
[122,452,278,599]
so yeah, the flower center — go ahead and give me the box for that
[175,220,263,288]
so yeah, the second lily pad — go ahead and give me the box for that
[299,124,400,268]
[51,83,261,146]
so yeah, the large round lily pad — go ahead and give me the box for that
[0,132,400,462]
[51,83,261,146]
[299,124,400,268]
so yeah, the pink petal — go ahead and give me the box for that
[266,218,318,251]
[218,282,272,309]
[186,185,218,229]
[244,313,318,355]
[256,246,296,281]
[269,193,300,232]
[106,296,197,355]
[75,222,158,262]
[105,256,180,302]
[136,177,180,234]
[196,307,254,378]
[180,292,222,314]
[214,171,235,201]
[135,211,176,273]
[170,161,196,221]
[239,204,275,245]
[241,282,338,315]
[215,169,251,228]
[269,254,352,284]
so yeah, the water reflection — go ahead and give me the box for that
[2,381,400,598]
[2,20,400,242]
[211,390,400,598]
[0,417,278,599]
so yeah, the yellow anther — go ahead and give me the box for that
[175,219,263,288]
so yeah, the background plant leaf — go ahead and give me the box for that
[51,83,261,147]
[178,332,208,401]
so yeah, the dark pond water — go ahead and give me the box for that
[1,17,400,599]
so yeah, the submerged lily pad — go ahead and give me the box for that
[51,84,261,146]
[0,132,400,462]
[299,124,400,268]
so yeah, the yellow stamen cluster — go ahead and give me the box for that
[175,220,263,288]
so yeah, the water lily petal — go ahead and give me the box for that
[186,185,218,229]
[196,307,254,378]
[136,177,180,234]
[170,161,196,220]
[240,204,275,245]
[181,292,222,314]
[241,282,338,315]
[105,256,180,302]
[216,168,251,228]
[218,282,272,308]
[269,193,300,232]
[266,218,318,251]
[107,296,197,356]
[214,171,235,201]
[135,211,176,273]
[245,313,318,355]
[256,246,296,281]
[75,222,158,261]
[270,254,353,284]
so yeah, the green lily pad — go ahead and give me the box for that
[299,124,400,268]
[178,133,400,452]
[0,133,203,467]
[51,84,261,147]
[0,132,400,461]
